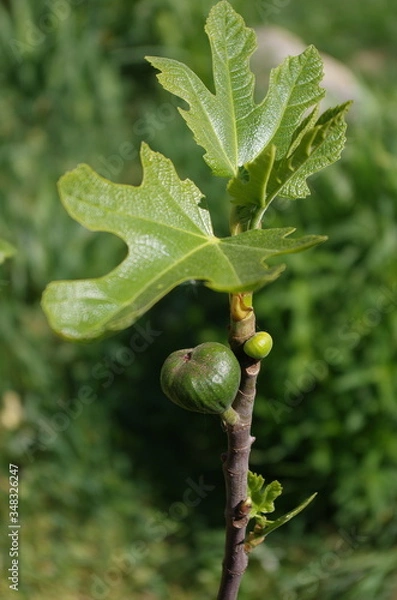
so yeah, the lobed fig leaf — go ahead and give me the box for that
[147,3,325,179]
[41,144,325,341]
[247,471,282,517]
[245,471,317,550]
[229,102,351,228]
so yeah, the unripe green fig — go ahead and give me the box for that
[160,342,240,424]
[243,331,273,360]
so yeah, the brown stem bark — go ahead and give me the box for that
[217,298,261,600]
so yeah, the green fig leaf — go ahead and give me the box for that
[245,492,317,550]
[228,144,277,210]
[147,2,325,178]
[247,471,283,517]
[259,493,318,537]
[0,239,16,264]
[268,101,352,202]
[41,143,325,341]
[229,102,351,226]
[246,470,318,549]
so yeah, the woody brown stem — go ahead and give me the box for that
[216,295,260,600]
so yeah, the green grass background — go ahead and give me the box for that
[0,0,397,598]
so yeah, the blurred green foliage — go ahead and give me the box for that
[0,0,397,598]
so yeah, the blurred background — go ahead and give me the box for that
[0,0,396,598]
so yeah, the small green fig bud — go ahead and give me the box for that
[160,342,241,423]
[243,331,273,360]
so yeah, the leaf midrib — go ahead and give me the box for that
[269,121,341,201]
[261,50,323,157]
